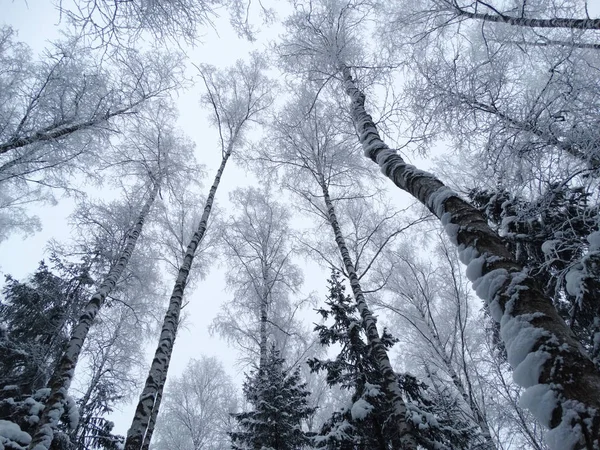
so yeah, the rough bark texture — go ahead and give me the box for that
[140,356,166,450]
[319,176,418,449]
[27,181,160,450]
[124,148,231,450]
[342,66,600,450]
[453,8,600,30]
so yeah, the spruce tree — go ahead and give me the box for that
[469,185,600,361]
[230,345,315,450]
[0,258,92,393]
[309,271,475,449]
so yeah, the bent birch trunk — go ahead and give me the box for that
[342,66,600,450]
[27,181,160,450]
[319,177,418,449]
[124,148,232,450]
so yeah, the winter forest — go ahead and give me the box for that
[1,0,600,449]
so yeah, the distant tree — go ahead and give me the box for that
[70,294,159,450]
[230,345,315,450]
[263,89,418,447]
[212,186,307,369]
[152,357,237,450]
[376,236,550,448]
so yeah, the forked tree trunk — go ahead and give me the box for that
[124,147,232,450]
[342,65,600,450]
[318,177,418,449]
[27,181,160,450]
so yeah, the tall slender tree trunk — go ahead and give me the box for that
[342,65,600,449]
[27,181,160,450]
[259,261,270,372]
[318,177,418,449]
[140,360,166,450]
[453,9,600,30]
[124,147,232,450]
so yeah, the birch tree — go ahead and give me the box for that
[389,0,600,34]
[151,357,237,450]
[376,236,549,449]
[124,54,272,450]
[0,28,184,242]
[212,186,307,369]
[259,90,419,448]
[280,1,600,447]
[379,0,600,219]
[343,60,600,450]
[25,101,192,450]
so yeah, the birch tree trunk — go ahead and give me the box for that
[27,181,160,450]
[259,261,270,372]
[140,360,166,450]
[342,65,600,449]
[451,9,600,30]
[318,176,418,449]
[124,147,232,450]
[0,104,139,155]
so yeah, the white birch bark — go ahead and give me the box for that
[0,103,141,155]
[318,175,418,449]
[451,8,600,30]
[26,181,160,450]
[140,356,166,450]
[124,146,232,450]
[259,262,269,372]
[342,65,600,449]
